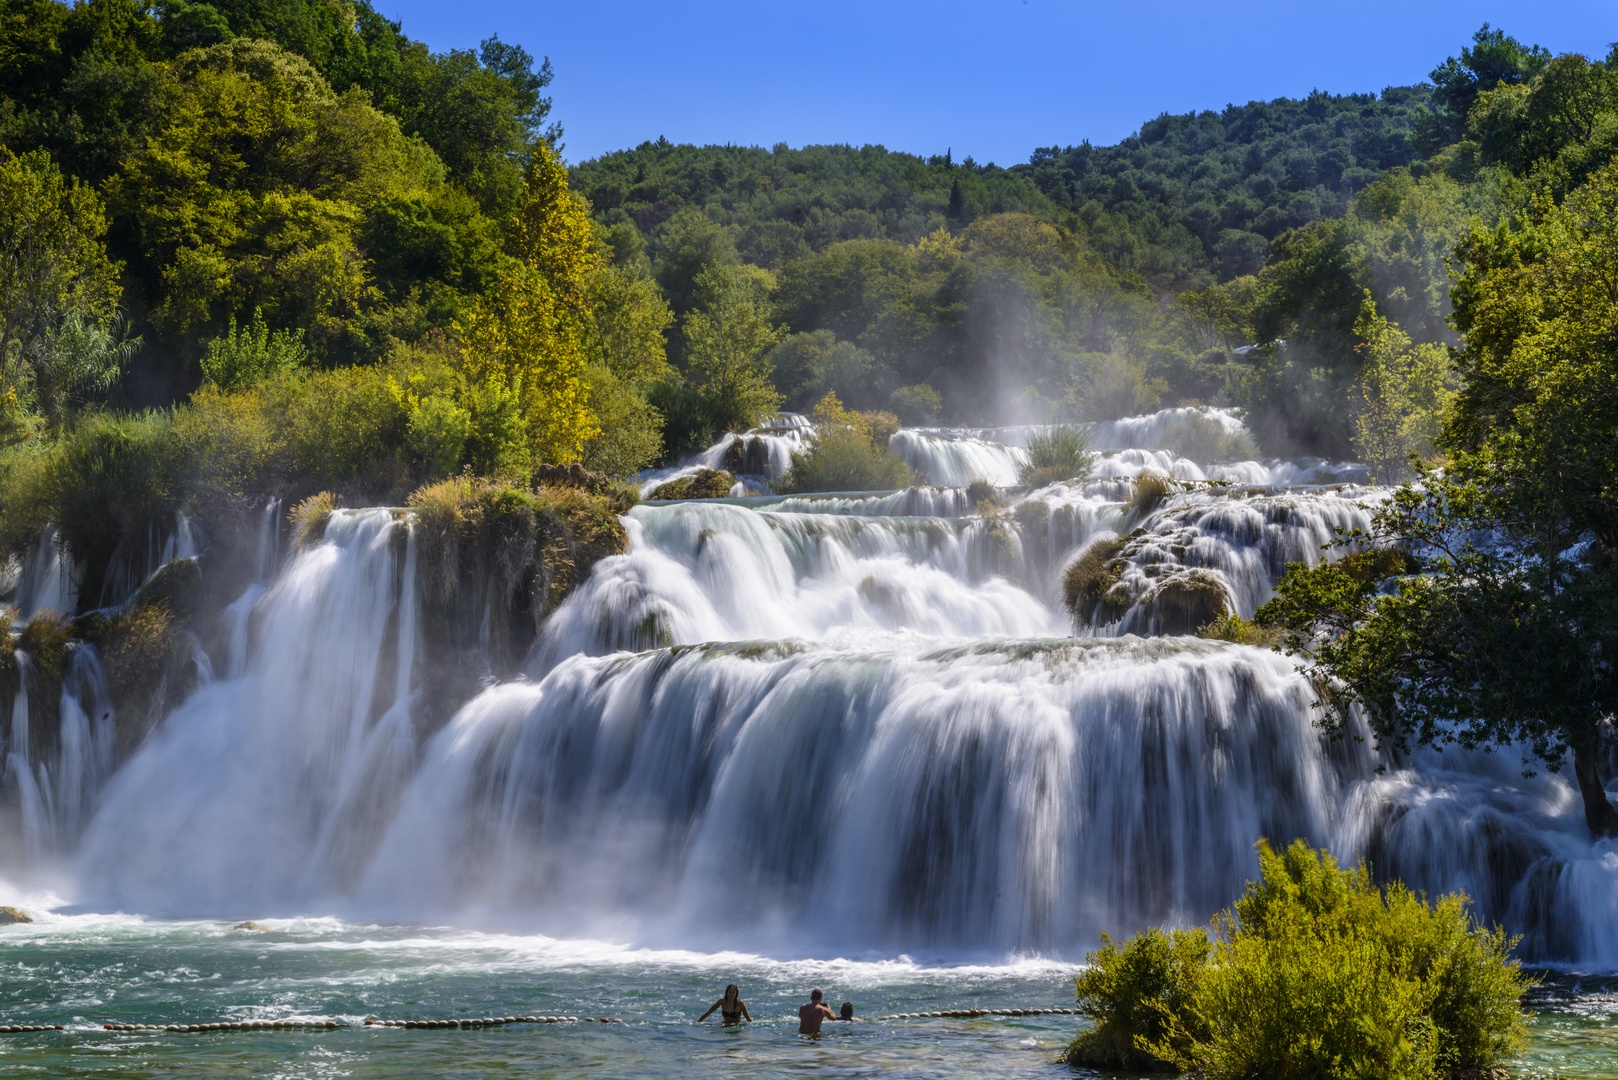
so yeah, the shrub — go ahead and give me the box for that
[862,409,901,446]
[1077,840,1533,1080]
[889,383,941,425]
[1199,611,1282,646]
[200,309,309,391]
[774,426,913,494]
[1160,409,1259,463]
[1065,927,1211,1070]
[1019,423,1097,488]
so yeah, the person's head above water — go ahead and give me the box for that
[839,1002,853,1020]
[724,984,738,1000]
[810,989,823,1002]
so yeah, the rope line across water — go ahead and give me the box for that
[87,1009,1072,1032]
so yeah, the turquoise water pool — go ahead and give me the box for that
[0,916,1613,1078]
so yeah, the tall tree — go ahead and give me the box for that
[1260,159,1618,838]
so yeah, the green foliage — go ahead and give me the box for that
[682,264,785,434]
[1414,22,1551,154]
[768,329,877,410]
[579,363,664,477]
[0,149,123,436]
[773,425,912,494]
[201,310,309,391]
[1160,409,1259,463]
[1018,423,1096,487]
[888,383,941,424]
[1265,158,1618,838]
[1065,927,1210,1070]
[1021,89,1432,283]
[1069,843,1531,1080]
[1138,840,1531,1080]
[1198,611,1281,646]
[648,469,734,500]
[1350,297,1456,483]
[1062,536,1128,625]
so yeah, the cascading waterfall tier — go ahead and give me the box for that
[10,415,1617,966]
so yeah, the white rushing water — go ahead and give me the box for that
[4,409,1617,966]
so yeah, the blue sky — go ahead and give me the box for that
[380,1,1617,167]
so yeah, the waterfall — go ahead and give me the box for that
[75,509,418,911]
[7,418,1611,966]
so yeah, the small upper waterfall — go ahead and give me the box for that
[2,406,1612,965]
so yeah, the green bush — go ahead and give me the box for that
[1066,927,1211,1070]
[1019,423,1097,488]
[775,426,913,494]
[200,310,309,391]
[579,362,665,477]
[889,383,941,425]
[1071,840,1533,1080]
[1160,409,1260,463]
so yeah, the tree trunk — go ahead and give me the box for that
[1572,741,1618,839]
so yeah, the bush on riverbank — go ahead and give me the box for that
[1066,840,1531,1080]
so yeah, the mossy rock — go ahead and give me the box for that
[1142,571,1229,635]
[232,921,266,931]
[134,557,201,619]
[1013,499,1050,534]
[1062,538,1129,624]
[0,906,32,925]
[649,470,735,500]
[965,479,997,508]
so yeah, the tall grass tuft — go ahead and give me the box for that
[1019,423,1097,488]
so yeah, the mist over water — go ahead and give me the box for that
[1,407,1617,1073]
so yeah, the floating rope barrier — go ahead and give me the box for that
[0,1025,64,1033]
[871,1008,1076,1020]
[365,1016,622,1027]
[105,1021,343,1032]
[91,1009,1064,1031]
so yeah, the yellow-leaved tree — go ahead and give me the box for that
[455,142,600,467]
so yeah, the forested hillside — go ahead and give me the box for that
[3,3,1617,557]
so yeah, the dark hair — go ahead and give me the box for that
[839,1002,853,1019]
[724,984,738,998]
[810,989,823,1001]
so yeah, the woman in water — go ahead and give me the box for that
[698,984,752,1026]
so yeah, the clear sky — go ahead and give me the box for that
[379,1,1617,167]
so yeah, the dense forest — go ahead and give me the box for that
[3,6,1618,533]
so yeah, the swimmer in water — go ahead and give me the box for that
[838,1002,857,1021]
[698,984,751,1025]
[798,989,837,1033]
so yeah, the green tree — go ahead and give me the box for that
[1260,160,1618,838]
[1349,297,1455,483]
[683,263,784,433]
[0,150,123,437]
[1413,23,1549,154]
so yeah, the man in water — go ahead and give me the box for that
[798,989,837,1033]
